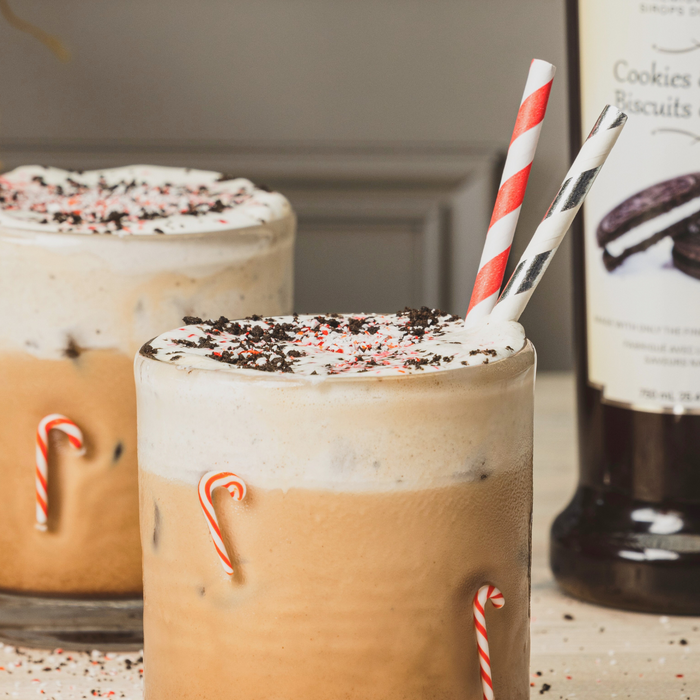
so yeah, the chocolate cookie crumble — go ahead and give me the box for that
[140,310,523,377]
[0,166,287,235]
[0,176,255,233]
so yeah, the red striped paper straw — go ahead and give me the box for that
[465,59,556,327]
[35,414,84,531]
[473,584,505,700]
[198,470,247,575]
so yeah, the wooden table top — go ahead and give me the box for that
[0,372,697,699]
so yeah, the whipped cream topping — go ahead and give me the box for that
[135,312,534,490]
[0,165,291,235]
[142,309,526,378]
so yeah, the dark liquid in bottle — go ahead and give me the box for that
[550,0,700,615]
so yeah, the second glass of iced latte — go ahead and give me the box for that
[0,165,294,648]
[136,309,534,699]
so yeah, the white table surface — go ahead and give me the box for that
[1,372,697,699]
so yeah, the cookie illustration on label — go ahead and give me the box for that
[597,173,700,276]
[672,229,700,280]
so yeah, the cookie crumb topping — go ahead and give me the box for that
[0,165,289,235]
[141,309,525,378]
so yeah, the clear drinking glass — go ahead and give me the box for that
[135,328,534,699]
[0,203,294,649]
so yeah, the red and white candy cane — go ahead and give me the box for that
[198,470,247,575]
[473,584,505,700]
[35,414,85,531]
[466,59,555,327]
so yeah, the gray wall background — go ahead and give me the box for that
[0,0,571,369]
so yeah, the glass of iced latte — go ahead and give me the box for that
[136,309,534,699]
[0,165,294,649]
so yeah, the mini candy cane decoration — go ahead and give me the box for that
[35,414,85,531]
[473,585,505,700]
[198,470,247,575]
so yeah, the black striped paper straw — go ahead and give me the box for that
[489,104,627,323]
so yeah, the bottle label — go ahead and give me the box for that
[580,0,700,413]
